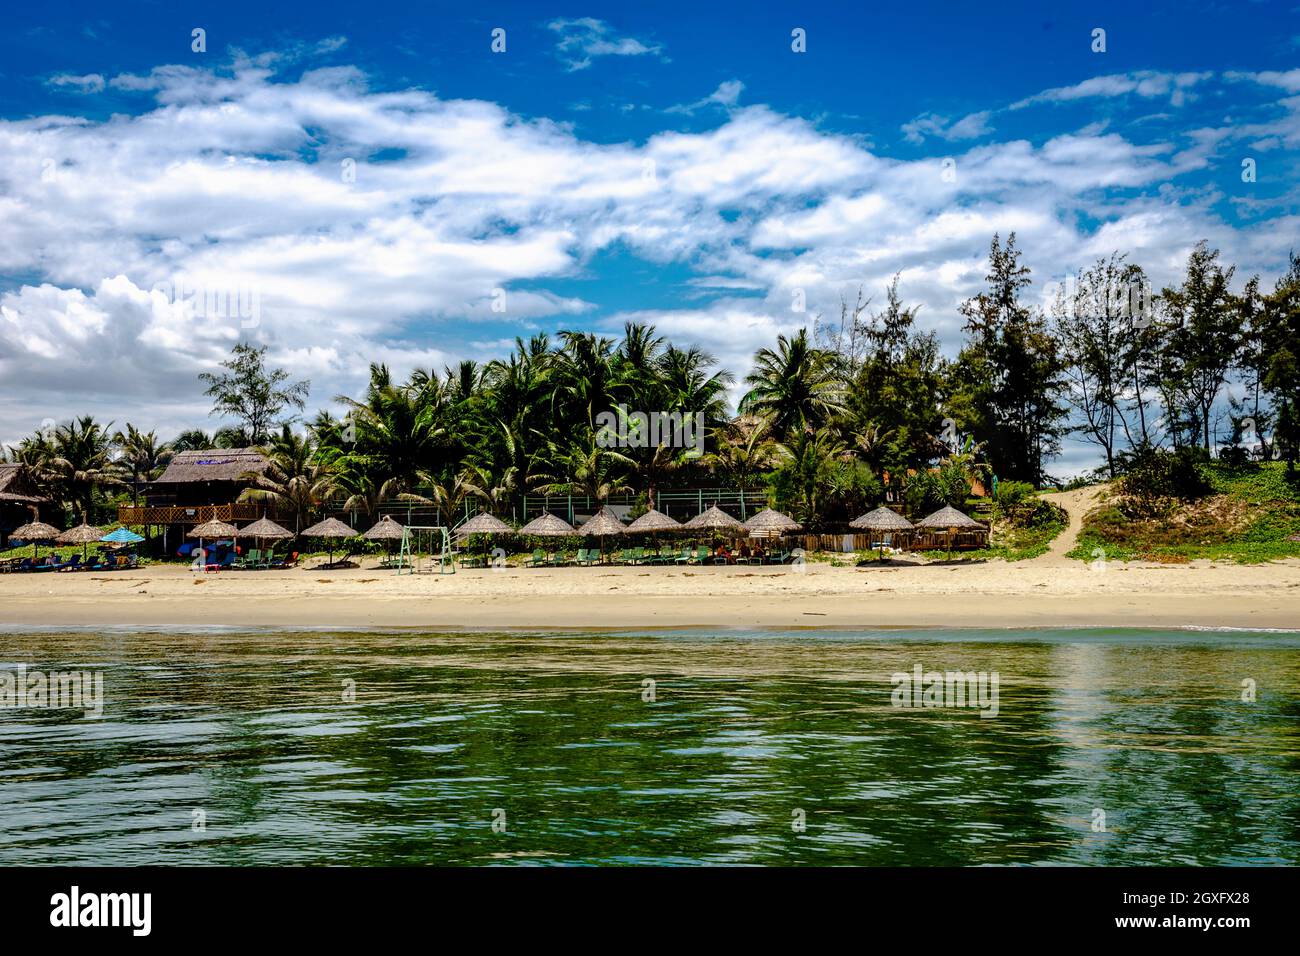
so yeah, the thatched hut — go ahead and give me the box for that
[121,447,270,535]
[0,464,50,547]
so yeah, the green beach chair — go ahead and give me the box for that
[525,548,547,567]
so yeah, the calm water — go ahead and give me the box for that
[0,627,1297,866]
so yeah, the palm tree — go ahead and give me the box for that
[238,426,334,532]
[773,426,847,526]
[48,416,124,523]
[740,329,845,440]
[533,438,634,505]
[708,417,778,491]
[114,424,172,506]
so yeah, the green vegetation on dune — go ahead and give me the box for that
[1068,459,1300,564]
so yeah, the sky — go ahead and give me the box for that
[0,0,1298,477]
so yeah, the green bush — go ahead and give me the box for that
[1118,448,1211,516]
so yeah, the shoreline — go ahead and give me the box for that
[3,560,1299,631]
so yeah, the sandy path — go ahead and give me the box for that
[1034,483,1108,564]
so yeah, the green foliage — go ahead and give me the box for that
[1071,460,1300,563]
[198,343,310,445]
[1116,447,1211,517]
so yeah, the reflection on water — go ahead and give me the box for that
[0,628,1297,866]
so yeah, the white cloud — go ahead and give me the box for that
[1011,71,1213,109]
[0,54,1296,477]
[547,18,665,72]
[666,80,744,115]
[47,73,106,94]
[901,110,993,144]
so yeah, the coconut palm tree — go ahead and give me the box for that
[48,416,124,523]
[739,328,845,440]
[113,424,173,506]
[238,426,335,532]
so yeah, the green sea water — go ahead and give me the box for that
[0,627,1297,866]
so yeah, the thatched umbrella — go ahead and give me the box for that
[362,514,406,541]
[683,504,746,535]
[10,520,59,561]
[519,511,576,562]
[241,516,294,541]
[57,522,106,562]
[189,518,238,539]
[361,515,406,565]
[850,506,915,558]
[624,507,681,560]
[626,508,682,533]
[519,511,576,536]
[300,516,357,567]
[188,518,238,566]
[577,506,626,562]
[241,516,293,563]
[917,504,984,555]
[744,508,802,539]
[454,512,511,539]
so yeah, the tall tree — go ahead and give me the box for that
[955,233,1066,484]
[199,343,310,445]
[1053,253,1145,477]
[1159,242,1241,453]
[739,328,845,441]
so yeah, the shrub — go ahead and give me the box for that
[1118,448,1211,517]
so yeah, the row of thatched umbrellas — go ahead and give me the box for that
[10,502,982,563]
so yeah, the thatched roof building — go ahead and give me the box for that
[0,464,48,506]
[153,448,271,485]
[0,464,50,546]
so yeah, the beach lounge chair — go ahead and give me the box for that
[525,548,547,568]
[576,548,598,566]
[205,552,236,572]
[235,548,260,570]
[57,555,83,572]
[694,546,710,564]
[268,551,298,569]
[673,546,694,565]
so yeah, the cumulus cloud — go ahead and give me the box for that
[0,54,1296,472]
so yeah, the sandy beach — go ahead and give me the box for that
[2,556,1298,630]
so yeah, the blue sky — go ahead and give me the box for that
[1,0,1297,474]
